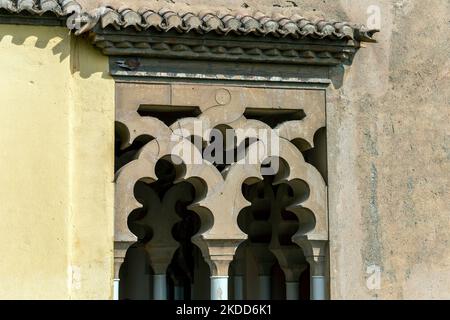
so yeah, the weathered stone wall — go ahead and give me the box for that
[325,0,450,300]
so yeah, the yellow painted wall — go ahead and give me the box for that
[0,25,114,299]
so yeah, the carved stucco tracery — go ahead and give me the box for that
[116,83,326,149]
[114,82,328,283]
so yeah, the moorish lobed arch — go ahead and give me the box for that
[104,3,376,298]
[0,0,377,301]
[113,82,330,300]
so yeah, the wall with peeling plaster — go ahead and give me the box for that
[0,25,114,299]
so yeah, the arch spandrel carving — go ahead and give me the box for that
[276,113,325,150]
[116,83,325,146]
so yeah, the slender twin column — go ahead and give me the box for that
[113,241,133,300]
[233,274,244,300]
[113,257,123,300]
[232,246,246,300]
[252,245,276,300]
[153,274,167,300]
[116,240,327,300]
[174,282,184,300]
[284,263,309,300]
[114,244,174,300]
[270,244,308,300]
[146,246,178,300]
[307,255,327,300]
[194,237,245,300]
[209,254,234,300]
[203,239,327,301]
[296,239,328,300]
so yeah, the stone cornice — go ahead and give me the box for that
[92,29,358,66]
[0,1,378,66]
[78,6,377,65]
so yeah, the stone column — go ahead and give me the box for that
[283,263,308,300]
[232,246,246,300]
[209,255,233,300]
[285,282,299,300]
[194,237,245,300]
[270,245,308,301]
[211,276,228,300]
[113,241,132,300]
[146,246,178,300]
[252,245,276,300]
[113,256,121,301]
[153,274,167,300]
[174,279,184,300]
[174,287,184,300]
[234,275,244,300]
[308,255,326,300]
[296,239,328,300]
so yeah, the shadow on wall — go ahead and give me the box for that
[0,25,109,80]
[69,34,111,80]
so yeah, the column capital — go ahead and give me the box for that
[251,244,277,276]
[270,245,308,282]
[144,244,179,275]
[114,241,134,257]
[232,244,248,276]
[294,239,328,277]
[294,239,327,259]
[114,241,134,279]
[193,236,246,277]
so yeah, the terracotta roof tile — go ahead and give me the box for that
[73,6,377,42]
[0,1,378,43]
[0,0,81,16]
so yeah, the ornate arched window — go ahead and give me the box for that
[74,6,377,301]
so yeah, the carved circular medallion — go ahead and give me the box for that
[215,88,232,105]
